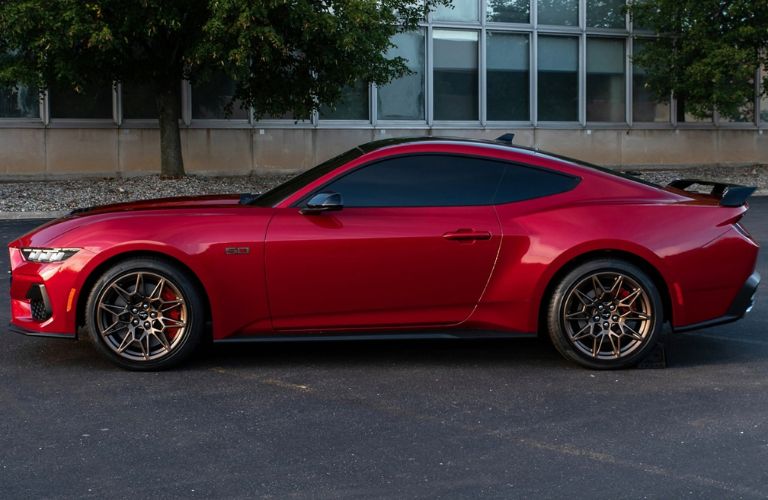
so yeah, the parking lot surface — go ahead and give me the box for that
[1,199,767,499]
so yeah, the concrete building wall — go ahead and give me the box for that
[0,127,766,178]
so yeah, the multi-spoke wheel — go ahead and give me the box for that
[546,259,664,369]
[86,258,205,370]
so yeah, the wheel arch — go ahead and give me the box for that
[75,250,212,337]
[536,248,673,335]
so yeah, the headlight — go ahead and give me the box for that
[20,248,80,263]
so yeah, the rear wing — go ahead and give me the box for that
[667,179,757,207]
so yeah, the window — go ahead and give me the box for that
[0,85,39,118]
[192,73,248,120]
[122,82,158,120]
[378,31,425,121]
[433,0,479,22]
[587,0,626,29]
[487,33,529,121]
[494,165,580,203]
[433,30,479,121]
[538,36,578,121]
[761,67,768,123]
[632,40,669,122]
[319,81,369,120]
[537,0,578,26]
[587,38,626,122]
[320,155,505,207]
[486,0,529,23]
[50,83,113,119]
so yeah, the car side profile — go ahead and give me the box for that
[8,137,760,370]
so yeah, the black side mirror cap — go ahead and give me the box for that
[300,191,344,214]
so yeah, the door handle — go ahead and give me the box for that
[442,229,492,241]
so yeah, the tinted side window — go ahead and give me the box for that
[322,155,506,207]
[494,165,580,204]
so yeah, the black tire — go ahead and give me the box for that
[546,258,664,370]
[85,257,205,370]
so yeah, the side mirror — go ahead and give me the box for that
[300,191,344,215]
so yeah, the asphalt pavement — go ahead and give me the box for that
[1,199,767,499]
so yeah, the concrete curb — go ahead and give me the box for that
[0,211,68,220]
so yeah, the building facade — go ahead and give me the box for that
[1,0,767,177]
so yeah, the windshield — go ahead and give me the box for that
[251,147,365,207]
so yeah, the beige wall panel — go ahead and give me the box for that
[253,128,315,174]
[535,129,621,165]
[118,128,161,173]
[621,130,718,166]
[0,128,46,174]
[46,128,118,174]
[715,130,761,165]
[312,129,374,165]
[182,129,252,174]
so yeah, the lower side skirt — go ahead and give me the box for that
[214,330,535,344]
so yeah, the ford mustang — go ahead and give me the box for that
[8,136,760,370]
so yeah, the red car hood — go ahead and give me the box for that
[69,194,244,216]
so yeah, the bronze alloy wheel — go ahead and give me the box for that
[547,259,663,369]
[95,271,188,361]
[562,271,653,360]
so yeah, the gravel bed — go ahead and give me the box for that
[0,174,293,213]
[0,165,766,213]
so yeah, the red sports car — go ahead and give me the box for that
[8,137,760,370]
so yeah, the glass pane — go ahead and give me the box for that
[323,155,505,207]
[378,31,425,121]
[487,0,530,23]
[537,36,578,121]
[587,38,626,122]
[192,73,249,120]
[761,67,768,123]
[50,83,113,119]
[587,0,626,29]
[122,82,158,119]
[433,30,479,121]
[677,103,713,123]
[720,80,755,123]
[487,33,529,121]
[0,84,39,118]
[632,40,669,122]
[537,0,578,26]
[319,81,369,120]
[433,0,479,22]
[495,166,580,203]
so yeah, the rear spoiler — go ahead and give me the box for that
[667,179,757,207]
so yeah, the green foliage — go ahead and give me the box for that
[0,0,444,114]
[0,0,447,175]
[628,0,768,120]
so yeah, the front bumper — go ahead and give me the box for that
[8,247,92,339]
[675,271,760,332]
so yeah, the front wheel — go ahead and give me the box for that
[546,259,664,369]
[85,258,206,370]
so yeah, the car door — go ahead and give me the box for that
[264,154,505,331]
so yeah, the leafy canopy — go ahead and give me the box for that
[0,0,447,118]
[629,0,768,120]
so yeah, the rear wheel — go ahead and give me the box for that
[546,259,663,369]
[85,258,205,370]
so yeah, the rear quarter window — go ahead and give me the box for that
[494,164,580,204]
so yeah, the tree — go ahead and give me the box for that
[628,0,768,121]
[0,0,446,177]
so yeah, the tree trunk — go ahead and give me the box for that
[157,85,185,178]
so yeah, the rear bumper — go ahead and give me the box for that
[675,271,760,332]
